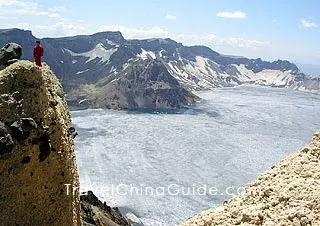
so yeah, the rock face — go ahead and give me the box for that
[182,131,320,226]
[85,59,199,109]
[81,191,132,226]
[0,61,81,225]
[0,42,22,69]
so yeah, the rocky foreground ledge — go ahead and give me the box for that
[182,131,320,226]
[0,61,131,225]
[0,61,81,225]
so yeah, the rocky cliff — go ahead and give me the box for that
[0,60,133,226]
[0,61,81,225]
[182,131,320,226]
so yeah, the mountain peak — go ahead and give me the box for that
[0,28,33,37]
[91,31,125,43]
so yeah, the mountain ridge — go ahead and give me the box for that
[1,28,318,109]
[0,28,302,72]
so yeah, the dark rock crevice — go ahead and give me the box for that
[81,191,132,226]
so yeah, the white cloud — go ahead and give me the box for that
[272,19,279,22]
[0,15,16,19]
[0,0,61,18]
[165,14,176,20]
[48,13,60,18]
[216,11,247,19]
[48,6,65,12]
[224,38,268,49]
[301,19,318,28]
[98,25,267,51]
[175,33,267,50]
[99,25,169,39]
[176,34,216,45]
[4,20,269,56]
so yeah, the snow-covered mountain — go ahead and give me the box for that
[1,28,319,108]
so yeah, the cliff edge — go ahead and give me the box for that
[182,131,320,226]
[0,61,80,225]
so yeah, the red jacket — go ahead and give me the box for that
[33,45,44,58]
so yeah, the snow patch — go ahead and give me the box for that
[233,64,295,86]
[165,56,224,90]
[76,69,90,75]
[195,56,214,75]
[137,48,156,60]
[65,43,117,63]
[122,63,130,70]
[159,49,165,58]
[256,70,293,86]
[106,39,117,46]
[110,66,116,73]
[233,64,256,81]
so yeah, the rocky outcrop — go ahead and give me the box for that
[0,42,22,69]
[0,61,81,225]
[182,131,320,226]
[81,191,132,226]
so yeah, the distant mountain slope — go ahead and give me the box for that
[295,63,320,76]
[67,59,199,109]
[1,28,318,109]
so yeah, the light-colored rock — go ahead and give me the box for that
[182,131,320,226]
[0,61,80,225]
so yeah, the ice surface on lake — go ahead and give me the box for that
[72,85,320,226]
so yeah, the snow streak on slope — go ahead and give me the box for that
[233,64,256,81]
[290,79,320,94]
[165,56,314,92]
[63,42,319,94]
[76,69,90,75]
[137,48,157,60]
[65,43,118,63]
[234,64,295,86]
[255,69,293,86]
[106,39,118,46]
[166,56,231,90]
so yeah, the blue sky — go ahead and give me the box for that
[1,0,320,65]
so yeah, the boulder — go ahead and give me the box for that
[0,42,22,69]
[0,121,14,155]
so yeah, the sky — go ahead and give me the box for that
[1,0,320,66]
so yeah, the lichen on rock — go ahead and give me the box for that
[182,131,320,226]
[0,60,81,226]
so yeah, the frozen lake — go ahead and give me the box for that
[72,85,320,226]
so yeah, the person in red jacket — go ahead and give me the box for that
[33,40,44,67]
